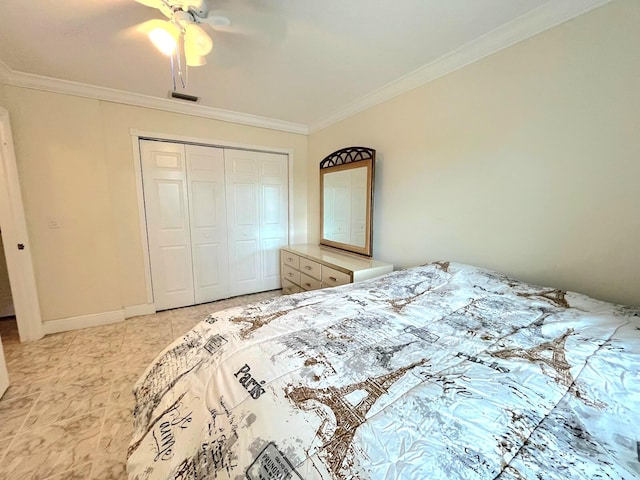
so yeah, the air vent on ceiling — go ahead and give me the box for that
[169,91,200,102]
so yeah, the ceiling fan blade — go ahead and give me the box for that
[133,0,160,6]
[133,0,173,19]
[203,9,287,43]
[204,14,231,28]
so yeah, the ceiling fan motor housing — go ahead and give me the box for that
[173,10,197,27]
[178,1,209,20]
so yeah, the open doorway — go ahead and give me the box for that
[0,230,18,358]
[0,232,15,318]
[0,106,43,342]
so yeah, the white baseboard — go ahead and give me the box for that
[42,309,125,335]
[123,303,156,319]
[41,303,157,335]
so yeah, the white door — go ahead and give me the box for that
[0,107,43,342]
[141,141,195,310]
[185,145,230,303]
[225,150,289,296]
[225,149,261,296]
[142,141,288,308]
[259,152,289,291]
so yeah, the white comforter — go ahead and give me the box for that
[128,262,640,479]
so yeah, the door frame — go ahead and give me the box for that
[130,129,295,310]
[0,106,43,342]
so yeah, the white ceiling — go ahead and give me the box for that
[0,0,605,130]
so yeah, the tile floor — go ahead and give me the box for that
[0,291,280,480]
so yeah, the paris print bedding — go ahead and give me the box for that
[127,262,640,479]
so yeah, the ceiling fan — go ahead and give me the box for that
[135,0,231,89]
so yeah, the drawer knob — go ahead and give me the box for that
[304,266,311,270]
[329,276,337,281]
[288,257,293,261]
[288,273,293,277]
[305,283,312,287]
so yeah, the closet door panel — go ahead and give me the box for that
[225,149,261,296]
[262,237,283,285]
[232,183,258,226]
[193,244,222,291]
[162,246,193,293]
[235,239,259,281]
[259,152,289,291]
[186,145,229,304]
[228,154,258,176]
[140,141,195,310]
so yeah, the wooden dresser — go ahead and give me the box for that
[280,244,393,294]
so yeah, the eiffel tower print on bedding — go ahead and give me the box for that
[127,262,640,479]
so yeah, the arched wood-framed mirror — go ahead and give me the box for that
[320,147,375,257]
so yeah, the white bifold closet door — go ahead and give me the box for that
[187,145,230,304]
[140,140,287,311]
[225,149,288,296]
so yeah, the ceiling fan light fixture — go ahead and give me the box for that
[185,51,207,67]
[184,23,213,56]
[149,26,177,56]
[137,1,225,89]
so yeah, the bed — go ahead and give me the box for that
[127,261,640,479]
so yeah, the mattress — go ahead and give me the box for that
[127,262,640,479]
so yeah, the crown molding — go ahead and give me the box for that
[0,65,308,135]
[309,0,611,133]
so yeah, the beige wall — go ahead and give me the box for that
[1,87,308,322]
[309,0,640,306]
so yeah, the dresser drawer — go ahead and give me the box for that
[300,273,322,291]
[282,279,302,295]
[321,266,351,287]
[299,258,321,280]
[282,264,300,286]
[281,250,300,270]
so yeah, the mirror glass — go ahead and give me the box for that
[323,167,368,247]
[320,148,374,257]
